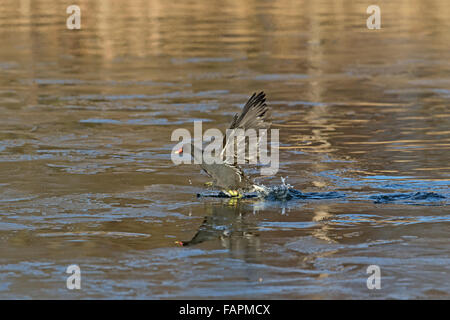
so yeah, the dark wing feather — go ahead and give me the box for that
[221,91,271,164]
[229,91,271,130]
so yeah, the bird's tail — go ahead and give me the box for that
[251,184,270,196]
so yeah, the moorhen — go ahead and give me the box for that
[175,91,271,198]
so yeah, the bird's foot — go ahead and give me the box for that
[226,198,240,206]
[204,181,214,187]
[224,190,243,198]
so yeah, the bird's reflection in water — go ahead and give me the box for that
[181,200,261,255]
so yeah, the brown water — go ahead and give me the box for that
[0,0,449,299]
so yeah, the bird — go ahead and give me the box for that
[174,91,271,198]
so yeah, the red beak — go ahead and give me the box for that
[175,147,183,154]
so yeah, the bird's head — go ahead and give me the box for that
[174,142,194,156]
[174,146,184,154]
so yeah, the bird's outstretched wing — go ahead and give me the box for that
[221,91,271,165]
[229,91,271,130]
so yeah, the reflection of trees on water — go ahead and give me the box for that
[183,199,337,248]
[310,204,336,243]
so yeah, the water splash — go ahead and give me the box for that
[197,177,345,201]
[253,177,292,200]
[197,178,447,205]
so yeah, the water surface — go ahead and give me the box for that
[0,0,449,299]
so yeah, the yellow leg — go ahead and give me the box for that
[204,181,213,187]
[225,190,243,198]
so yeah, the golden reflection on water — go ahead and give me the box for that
[0,0,449,299]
